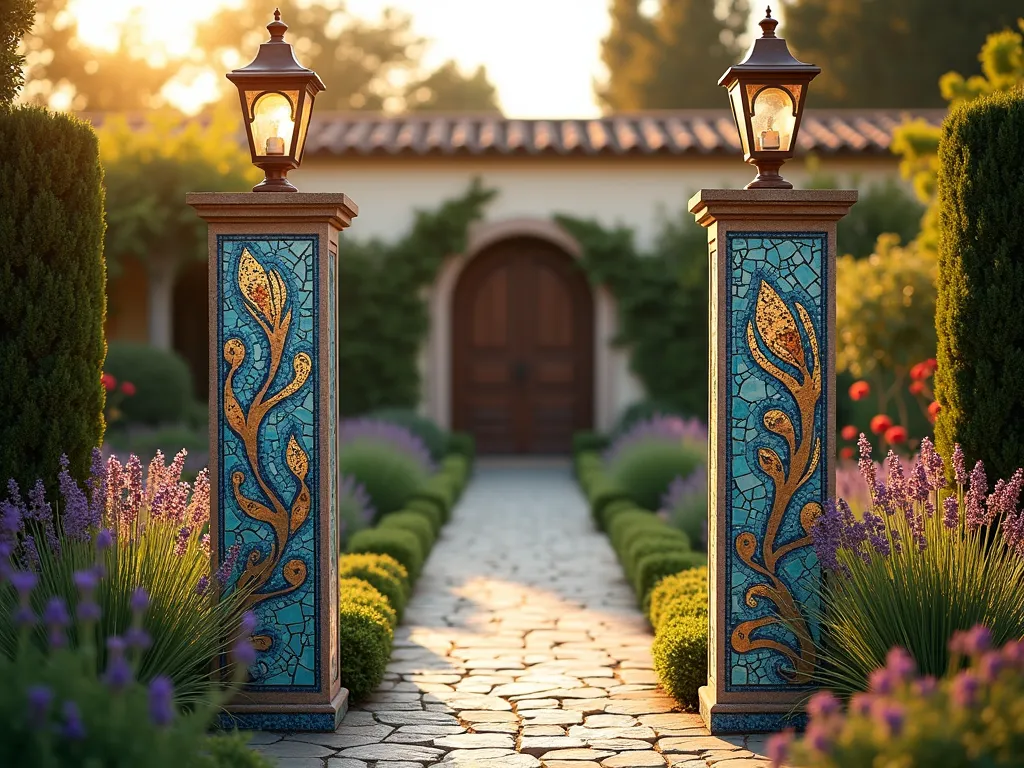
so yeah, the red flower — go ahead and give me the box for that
[909,381,925,395]
[910,363,928,381]
[884,425,908,444]
[840,425,858,441]
[925,358,937,373]
[849,380,871,401]
[120,381,136,397]
[840,447,854,460]
[870,414,893,435]
[101,373,117,392]
[928,401,941,422]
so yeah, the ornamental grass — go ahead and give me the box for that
[809,435,1024,696]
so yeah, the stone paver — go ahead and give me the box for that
[251,464,768,768]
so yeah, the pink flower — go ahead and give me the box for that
[101,373,117,392]
[120,381,136,396]
[807,690,841,720]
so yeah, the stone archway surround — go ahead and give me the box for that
[423,217,623,434]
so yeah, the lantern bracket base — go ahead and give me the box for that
[746,159,793,190]
[253,169,299,193]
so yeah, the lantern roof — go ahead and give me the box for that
[718,6,820,87]
[226,8,326,91]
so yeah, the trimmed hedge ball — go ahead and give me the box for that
[617,524,689,564]
[624,534,693,582]
[378,511,436,553]
[634,551,707,604]
[653,613,708,709]
[339,576,397,628]
[646,566,709,628]
[404,498,444,535]
[347,528,425,582]
[339,599,394,701]
[338,553,410,616]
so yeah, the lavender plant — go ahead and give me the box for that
[339,473,376,549]
[808,435,1024,695]
[604,415,708,511]
[771,627,1024,768]
[339,418,435,517]
[0,449,250,703]
[659,467,708,551]
[0,559,268,768]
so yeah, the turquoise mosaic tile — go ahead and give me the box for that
[724,232,826,692]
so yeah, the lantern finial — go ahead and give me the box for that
[759,7,779,38]
[268,8,287,41]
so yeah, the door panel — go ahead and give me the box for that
[452,237,593,455]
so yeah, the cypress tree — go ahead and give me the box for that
[934,89,1024,481]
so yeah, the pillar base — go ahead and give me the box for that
[699,686,806,734]
[218,688,349,732]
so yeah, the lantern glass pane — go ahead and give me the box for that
[729,84,750,154]
[252,92,296,157]
[750,86,796,152]
[293,91,314,159]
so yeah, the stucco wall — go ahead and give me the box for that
[291,153,905,428]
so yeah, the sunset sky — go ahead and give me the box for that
[67,0,618,117]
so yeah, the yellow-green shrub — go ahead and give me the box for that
[338,599,393,701]
[378,511,435,553]
[647,567,708,627]
[338,553,410,617]
[634,551,707,604]
[347,528,425,581]
[339,577,397,628]
[624,534,692,581]
[652,613,707,709]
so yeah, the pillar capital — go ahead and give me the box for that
[692,186,856,733]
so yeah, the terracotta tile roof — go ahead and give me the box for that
[303,109,945,158]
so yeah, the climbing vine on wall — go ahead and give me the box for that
[338,179,496,416]
[556,213,710,420]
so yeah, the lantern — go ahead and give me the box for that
[719,7,820,189]
[227,8,325,192]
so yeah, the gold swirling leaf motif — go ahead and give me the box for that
[731,279,822,685]
[222,247,314,654]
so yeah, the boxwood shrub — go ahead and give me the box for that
[378,511,435,553]
[340,576,397,629]
[599,498,639,531]
[347,528,425,581]
[338,599,394,701]
[634,551,707,606]
[369,407,448,461]
[573,431,609,457]
[607,509,659,552]
[652,613,707,708]
[624,534,692,581]
[647,566,708,627]
[445,431,476,463]
[404,498,445,534]
[338,552,411,617]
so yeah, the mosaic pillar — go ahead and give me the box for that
[187,192,358,731]
[689,189,856,734]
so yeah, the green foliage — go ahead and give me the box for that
[784,0,1019,107]
[404,498,445,534]
[347,529,425,583]
[339,577,397,629]
[405,60,501,113]
[370,408,449,462]
[586,478,633,529]
[441,455,470,496]
[0,0,33,105]
[787,632,1024,767]
[339,440,428,519]
[103,425,208,456]
[646,567,708,629]
[340,182,495,415]
[104,342,193,427]
[610,400,689,440]
[377,511,435,554]
[624,535,692,584]
[412,474,456,519]
[934,89,1024,481]
[652,613,708,709]
[338,599,393,702]
[0,105,106,489]
[633,551,707,606]
[596,0,748,110]
[445,432,476,464]
[337,553,410,618]
[558,212,709,418]
[607,440,705,511]
[572,431,609,457]
[835,235,938,381]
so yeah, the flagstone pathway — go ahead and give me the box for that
[252,461,771,768]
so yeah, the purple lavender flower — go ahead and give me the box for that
[173,525,191,556]
[126,626,151,651]
[659,467,709,549]
[43,597,70,648]
[148,676,175,727]
[766,730,792,768]
[188,469,210,528]
[806,690,841,719]
[602,415,708,467]
[26,479,59,554]
[857,433,876,488]
[951,671,980,708]
[862,511,891,557]
[21,535,40,570]
[10,570,37,597]
[103,636,133,691]
[215,542,242,585]
[804,722,830,752]
[962,625,993,656]
[918,437,945,490]
[95,528,113,551]
[72,569,98,593]
[61,700,86,740]
[87,448,107,525]
[850,692,874,716]
[232,638,257,666]
[979,651,1006,683]
[885,647,916,682]
[952,444,967,486]
[195,575,211,597]
[871,699,904,736]
[1002,640,1024,668]
[340,419,437,474]
[912,675,937,696]
[59,459,93,541]
[943,496,960,530]
[130,586,149,614]
[200,534,211,556]
[105,455,123,522]
[123,454,144,530]
[340,474,376,525]
[73,569,101,623]
[965,461,988,530]
[241,610,257,635]
[811,500,849,576]
[868,666,896,695]
[27,685,52,727]
[885,451,908,514]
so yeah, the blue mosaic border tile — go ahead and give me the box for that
[217,709,345,733]
[705,710,808,735]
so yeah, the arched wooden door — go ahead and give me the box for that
[452,236,594,455]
